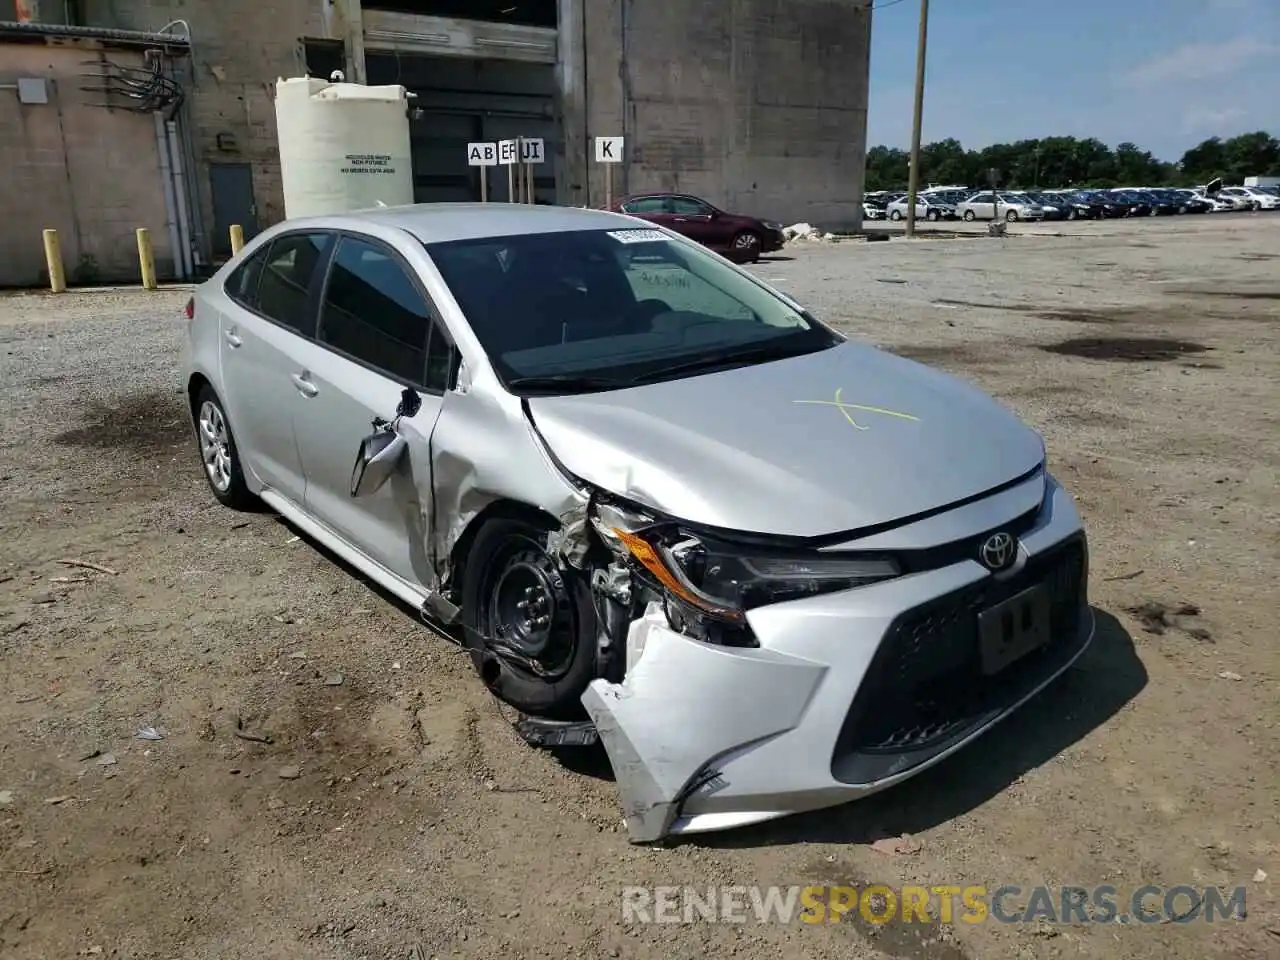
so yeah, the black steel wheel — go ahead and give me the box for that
[461,518,597,719]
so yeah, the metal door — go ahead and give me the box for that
[210,163,258,256]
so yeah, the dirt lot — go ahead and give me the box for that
[1,215,1277,960]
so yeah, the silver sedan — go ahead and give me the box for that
[184,204,1093,842]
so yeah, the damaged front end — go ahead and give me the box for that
[543,494,897,843]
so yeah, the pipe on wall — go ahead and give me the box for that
[165,119,194,278]
[154,111,184,279]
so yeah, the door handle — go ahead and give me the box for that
[673,217,689,222]
[290,372,319,398]
[224,330,242,348]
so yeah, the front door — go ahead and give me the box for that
[292,234,452,591]
[210,163,258,257]
[666,196,723,249]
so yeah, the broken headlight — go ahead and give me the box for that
[589,500,900,626]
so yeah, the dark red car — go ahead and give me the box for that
[606,193,785,263]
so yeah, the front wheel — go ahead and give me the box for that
[1066,208,1078,221]
[193,386,255,510]
[460,518,598,719]
[1005,210,1019,222]
[889,210,903,221]
[926,209,940,222]
[963,210,976,222]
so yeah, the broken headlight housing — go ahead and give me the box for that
[589,499,900,643]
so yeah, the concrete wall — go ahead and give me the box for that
[578,0,871,228]
[79,0,324,260]
[0,41,174,286]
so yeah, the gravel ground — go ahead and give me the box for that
[1,214,1277,960]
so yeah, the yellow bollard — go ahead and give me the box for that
[136,227,157,290]
[42,228,66,293]
[229,224,244,255]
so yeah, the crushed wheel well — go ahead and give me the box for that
[448,500,562,590]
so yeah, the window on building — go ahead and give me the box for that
[361,1,556,28]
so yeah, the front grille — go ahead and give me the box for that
[831,537,1088,785]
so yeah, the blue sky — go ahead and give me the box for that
[866,0,1280,161]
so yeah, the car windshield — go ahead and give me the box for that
[424,228,840,394]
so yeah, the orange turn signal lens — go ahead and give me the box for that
[612,528,744,622]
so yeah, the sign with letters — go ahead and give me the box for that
[467,142,498,166]
[498,139,520,165]
[519,138,545,164]
[595,136,624,163]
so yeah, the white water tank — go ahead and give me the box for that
[274,76,415,219]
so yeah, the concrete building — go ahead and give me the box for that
[3,0,871,281]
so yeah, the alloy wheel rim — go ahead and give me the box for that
[198,400,233,492]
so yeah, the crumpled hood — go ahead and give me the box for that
[526,341,1045,538]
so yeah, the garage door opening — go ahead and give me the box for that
[365,53,559,204]
[363,1,557,28]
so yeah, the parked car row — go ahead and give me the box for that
[864,183,1280,223]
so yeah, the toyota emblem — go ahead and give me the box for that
[979,532,1017,571]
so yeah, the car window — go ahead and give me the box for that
[622,197,666,214]
[319,236,440,387]
[424,228,837,389]
[257,233,332,335]
[668,196,712,216]
[224,245,269,308]
[969,192,993,202]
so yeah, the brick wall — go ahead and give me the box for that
[80,0,325,262]
[0,42,174,287]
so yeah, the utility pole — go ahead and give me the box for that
[904,0,930,238]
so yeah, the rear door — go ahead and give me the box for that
[289,234,455,590]
[218,232,333,504]
[619,195,672,228]
[969,192,995,219]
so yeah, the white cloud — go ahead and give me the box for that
[1180,103,1247,134]
[1123,36,1276,87]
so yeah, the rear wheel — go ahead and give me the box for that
[1066,208,1078,221]
[730,230,762,262]
[193,385,254,510]
[460,518,598,720]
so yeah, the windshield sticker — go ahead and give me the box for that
[607,229,668,244]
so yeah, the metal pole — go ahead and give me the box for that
[605,164,613,209]
[508,162,516,203]
[480,168,488,203]
[904,0,929,238]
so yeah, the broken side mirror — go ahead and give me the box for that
[350,422,407,498]
[396,386,421,418]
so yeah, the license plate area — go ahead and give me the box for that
[978,584,1050,675]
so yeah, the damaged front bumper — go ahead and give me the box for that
[582,478,1094,843]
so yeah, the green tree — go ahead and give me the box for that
[866,131,1278,190]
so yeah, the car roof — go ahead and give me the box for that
[268,202,640,245]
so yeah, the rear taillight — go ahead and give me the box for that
[184,297,194,320]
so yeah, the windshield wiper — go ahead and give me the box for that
[505,374,632,393]
[627,341,823,384]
